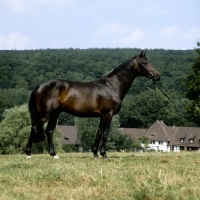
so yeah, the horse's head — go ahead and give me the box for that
[135,51,160,81]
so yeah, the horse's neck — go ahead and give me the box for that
[108,64,138,100]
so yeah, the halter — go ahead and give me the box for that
[136,58,154,78]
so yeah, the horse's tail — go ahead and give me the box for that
[29,86,45,143]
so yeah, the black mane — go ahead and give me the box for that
[107,57,134,77]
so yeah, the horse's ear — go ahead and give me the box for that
[138,51,143,58]
[143,51,146,57]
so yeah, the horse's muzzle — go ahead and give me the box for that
[153,73,160,81]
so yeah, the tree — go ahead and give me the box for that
[0,65,13,88]
[109,132,134,151]
[58,112,75,125]
[74,117,99,151]
[184,42,200,126]
[0,104,62,154]
[74,115,130,151]
[138,136,150,151]
[0,88,30,121]
[120,88,193,128]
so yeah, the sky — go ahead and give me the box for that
[0,0,200,50]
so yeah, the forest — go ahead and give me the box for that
[0,48,198,128]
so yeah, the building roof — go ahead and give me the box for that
[145,120,171,141]
[57,125,79,145]
[121,128,146,140]
[169,126,200,147]
[57,120,200,148]
[121,120,173,142]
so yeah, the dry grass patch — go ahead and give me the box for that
[0,152,200,199]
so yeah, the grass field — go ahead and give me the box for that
[0,152,200,200]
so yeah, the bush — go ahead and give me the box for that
[0,104,62,154]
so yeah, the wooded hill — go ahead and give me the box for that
[0,48,198,128]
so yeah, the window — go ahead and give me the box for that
[151,141,155,144]
[189,139,193,143]
[180,138,184,143]
[159,141,163,145]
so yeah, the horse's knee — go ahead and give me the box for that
[32,125,45,143]
[46,130,54,138]
[102,134,108,143]
[32,125,37,132]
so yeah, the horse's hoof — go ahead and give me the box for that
[103,155,108,159]
[53,155,59,159]
[94,154,99,158]
[26,155,31,159]
[100,152,108,159]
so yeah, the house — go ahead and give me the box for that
[57,120,200,152]
[122,120,171,152]
[122,120,200,152]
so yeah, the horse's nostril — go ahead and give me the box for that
[154,74,160,81]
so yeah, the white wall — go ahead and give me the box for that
[172,146,180,152]
[148,141,170,152]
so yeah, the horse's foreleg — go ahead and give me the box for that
[93,119,103,158]
[100,113,112,159]
[45,113,60,158]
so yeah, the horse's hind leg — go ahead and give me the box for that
[25,118,47,158]
[25,127,35,158]
[45,112,60,158]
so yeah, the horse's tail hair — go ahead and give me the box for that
[29,86,45,143]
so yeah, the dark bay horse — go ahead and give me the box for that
[25,51,160,159]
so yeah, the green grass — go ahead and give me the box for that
[0,152,200,200]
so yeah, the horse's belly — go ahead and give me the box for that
[64,106,101,117]
[61,98,101,117]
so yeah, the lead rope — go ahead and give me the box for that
[153,81,189,120]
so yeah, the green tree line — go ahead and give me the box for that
[0,46,200,154]
[0,48,198,127]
